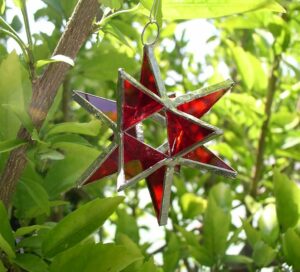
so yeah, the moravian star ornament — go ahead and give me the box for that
[73,45,237,226]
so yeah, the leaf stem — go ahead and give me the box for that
[95,3,141,28]
[0,16,23,41]
[0,28,29,60]
[20,0,35,80]
[21,0,33,49]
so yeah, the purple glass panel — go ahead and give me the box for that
[76,91,117,121]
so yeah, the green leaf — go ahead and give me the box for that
[0,234,16,259]
[42,0,64,15]
[282,228,300,270]
[38,149,65,161]
[47,120,101,137]
[102,23,132,49]
[101,0,123,9]
[140,0,162,25]
[220,13,262,30]
[12,0,22,8]
[15,225,50,237]
[43,142,100,197]
[226,40,268,93]
[79,41,137,82]
[14,254,48,272]
[1,104,33,133]
[263,1,285,12]
[203,183,232,262]
[224,255,253,265]
[116,209,139,244]
[17,227,51,252]
[228,44,254,90]
[0,0,5,14]
[209,182,232,210]
[0,201,15,250]
[282,134,300,149]
[188,245,213,267]
[273,169,300,232]
[180,193,207,219]
[11,15,22,32]
[49,200,69,207]
[116,234,142,257]
[116,233,144,272]
[36,54,75,68]
[50,243,143,272]
[138,257,158,272]
[249,53,268,92]
[13,178,50,219]
[0,145,7,161]
[163,233,180,272]
[243,220,261,248]
[244,195,261,214]
[60,0,77,17]
[176,225,199,248]
[42,196,124,257]
[0,52,31,141]
[258,204,279,245]
[252,241,276,267]
[162,0,285,20]
[0,259,6,272]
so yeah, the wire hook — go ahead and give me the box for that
[141,21,160,46]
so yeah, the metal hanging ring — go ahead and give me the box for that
[141,21,160,46]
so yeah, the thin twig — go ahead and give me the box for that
[251,54,281,197]
[95,3,141,29]
[0,28,29,60]
[21,0,35,80]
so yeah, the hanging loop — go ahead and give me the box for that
[141,20,160,46]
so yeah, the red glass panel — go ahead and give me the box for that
[140,50,159,95]
[85,148,119,184]
[146,166,166,220]
[123,133,166,173]
[183,146,235,172]
[166,110,215,156]
[85,133,166,184]
[177,88,229,118]
[122,79,163,130]
[126,127,138,137]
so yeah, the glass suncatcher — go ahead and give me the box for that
[73,45,237,226]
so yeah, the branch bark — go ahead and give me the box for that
[0,0,99,208]
[251,54,281,197]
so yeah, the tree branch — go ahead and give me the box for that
[251,54,281,197]
[0,0,99,208]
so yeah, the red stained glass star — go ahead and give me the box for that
[73,45,237,225]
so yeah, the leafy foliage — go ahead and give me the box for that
[0,0,299,271]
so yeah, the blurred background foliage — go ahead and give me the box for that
[0,0,300,271]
